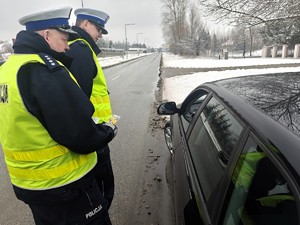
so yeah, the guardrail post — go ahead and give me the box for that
[261,46,271,57]
[272,46,277,58]
[282,45,288,58]
[294,44,300,58]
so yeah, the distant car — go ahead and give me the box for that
[157,73,300,225]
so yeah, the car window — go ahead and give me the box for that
[181,89,208,131]
[183,94,207,122]
[187,96,243,201]
[223,136,298,225]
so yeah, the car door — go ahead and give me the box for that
[172,88,209,224]
[220,133,300,225]
[174,92,245,225]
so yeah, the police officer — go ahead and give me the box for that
[0,6,116,225]
[66,8,115,209]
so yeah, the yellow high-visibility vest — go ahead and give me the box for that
[69,39,113,123]
[0,54,97,190]
[232,152,266,190]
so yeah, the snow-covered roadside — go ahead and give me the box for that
[162,53,300,104]
[99,53,150,68]
[163,53,300,68]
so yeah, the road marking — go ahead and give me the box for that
[112,75,120,81]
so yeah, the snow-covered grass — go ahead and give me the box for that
[99,53,150,68]
[163,52,300,68]
[162,53,300,104]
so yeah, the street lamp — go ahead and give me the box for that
[125,23,135,58]
[81,0,84,7]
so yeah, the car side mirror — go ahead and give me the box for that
[157,102,179,115]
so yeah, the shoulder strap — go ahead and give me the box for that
[38,53,61,72]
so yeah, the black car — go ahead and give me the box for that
[157,73,300,225]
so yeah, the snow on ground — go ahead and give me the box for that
[99,53,149,68]
[163,53,300,68]
[97,52,300,104]
[162,53,300,104]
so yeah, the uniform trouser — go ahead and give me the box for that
[13,171,112,225]
[95,146,115,209]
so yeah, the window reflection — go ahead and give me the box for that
[217,74,300,136]
[223,136,298,225]
[188,97,243,202]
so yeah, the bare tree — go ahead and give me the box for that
[230,25,261,56]
[197,0,300,27]
[187,5,210,56]
[161,0,190,54]
[260,17,300,45]
[0,41,13,54]
[211,33,217,56]
[197,0,300,45]
[161,0,214,56]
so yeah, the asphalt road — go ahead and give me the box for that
[0,53,175,225]
[104,53,174,225]
[0,146,34,224]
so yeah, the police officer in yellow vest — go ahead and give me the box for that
[0,6,117,225]
[66,8,116,209]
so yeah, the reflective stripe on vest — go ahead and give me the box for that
[0,54,97,190]
[90,95,112,120]
[257,195,295,207]
[69,39,113,123]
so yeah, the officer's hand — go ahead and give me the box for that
[103,122,118,137]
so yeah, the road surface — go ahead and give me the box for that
[105,53,174,225]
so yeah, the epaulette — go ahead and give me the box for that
[38,53,61,72]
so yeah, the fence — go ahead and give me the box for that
[98,48,125,58]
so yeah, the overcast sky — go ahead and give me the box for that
[0,0,164,48]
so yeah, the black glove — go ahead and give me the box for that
[103,122,118,137]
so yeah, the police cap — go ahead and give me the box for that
[74,8,109,35]
[19,6,76,34]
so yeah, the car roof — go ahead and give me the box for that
[200,73,300,175]
[214,73,300,136]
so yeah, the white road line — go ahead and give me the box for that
[112,75,120,81]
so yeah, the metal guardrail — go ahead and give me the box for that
[98,48,125,58]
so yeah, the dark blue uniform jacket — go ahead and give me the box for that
[66,26,101,97]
